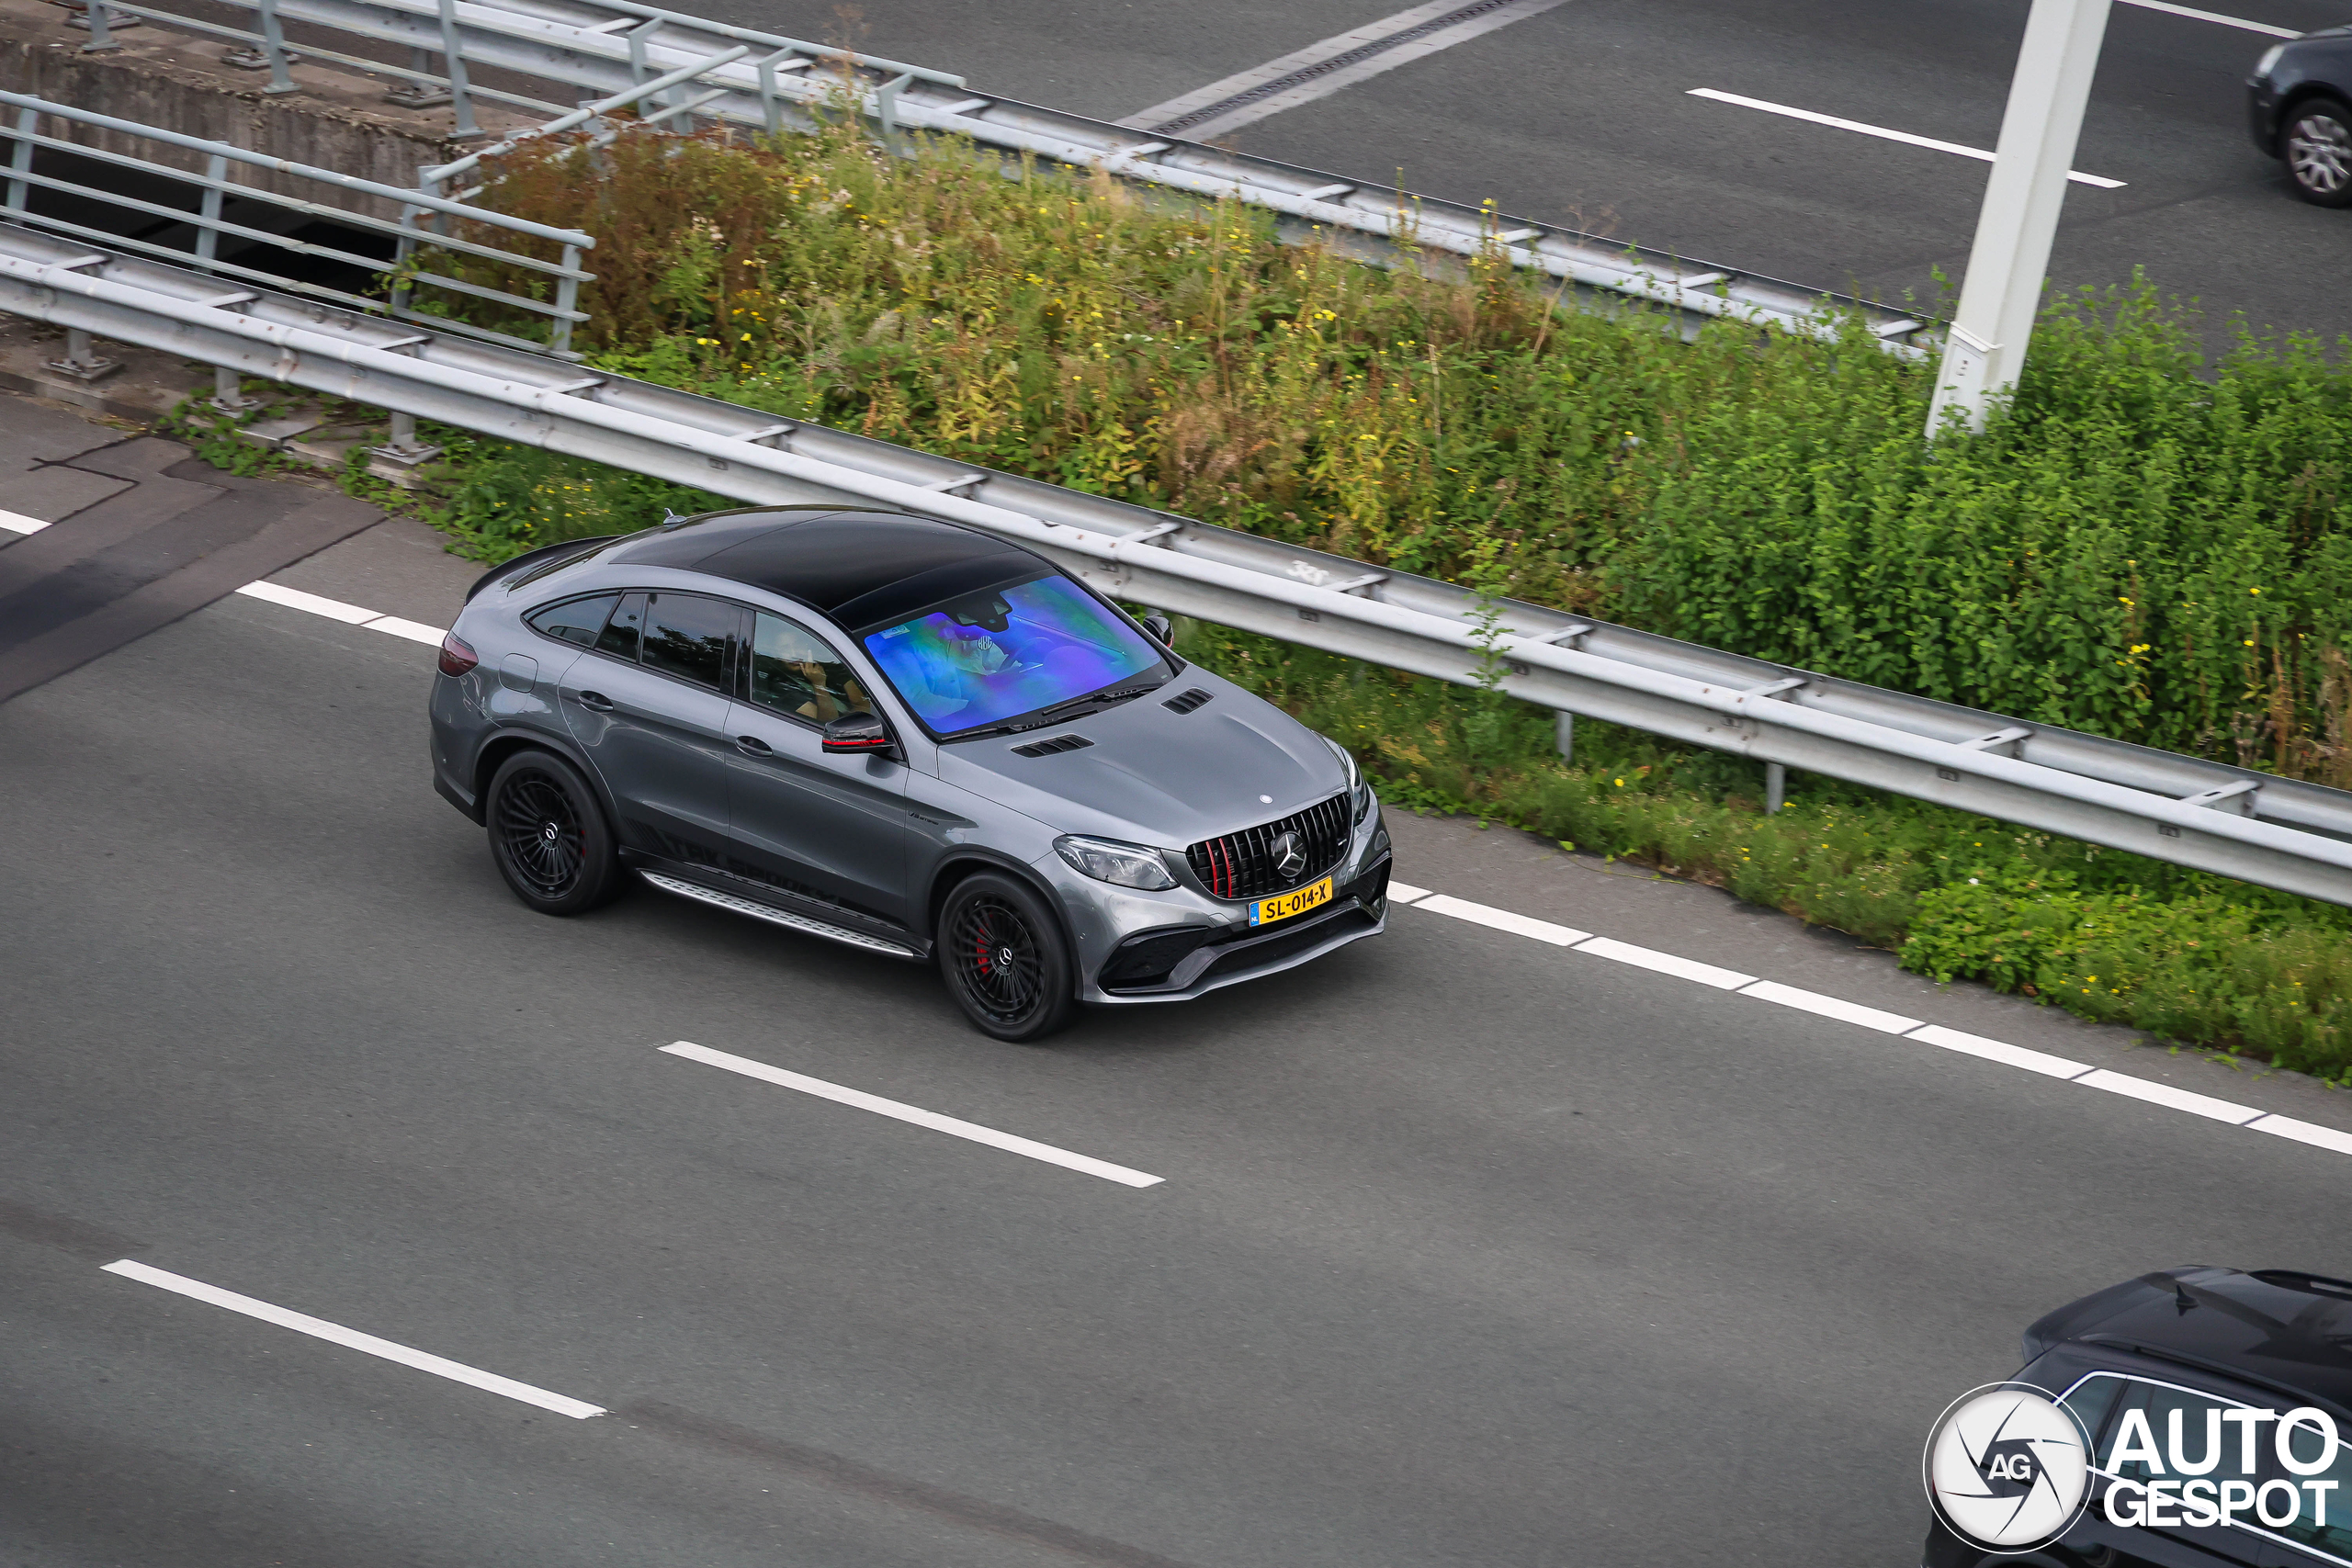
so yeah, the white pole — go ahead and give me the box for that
[1927,0,2111,437]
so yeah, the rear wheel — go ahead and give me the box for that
[937,872,1076,1043]
[2285,96,2352,207]
[485,750,619,915]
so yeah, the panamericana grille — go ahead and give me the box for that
[1186,794,1350,900]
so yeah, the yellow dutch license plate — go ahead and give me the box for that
[1250,875,1333,927]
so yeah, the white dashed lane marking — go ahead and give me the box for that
[662,1043,1166,1188]
[1687,89,2128,188]
[102,1259,607,1417]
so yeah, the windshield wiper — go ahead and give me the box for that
[1040,682,1162,722]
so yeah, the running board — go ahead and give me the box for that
[638,872,920,958]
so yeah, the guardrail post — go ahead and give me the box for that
[550,243,581,356]
[210,365,261,412]
[5,107,35,213]
[194,152,228,270]
[385,47,455,110]
[758,51,786,138]
[74,0,122,53]
[46,327,121,383]
[1765,761,1786,815]
[224,0,300,92]
[369,409,443,486]
[873,71,911,148]
[1555,711,1574,765]
[436,0,480,139]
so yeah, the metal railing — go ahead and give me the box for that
[54,0,1931,354]
[6,229,2347,907]
[0,91,594,355]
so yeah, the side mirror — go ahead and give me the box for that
[821,710,899,758]
[1140,613,1174,647]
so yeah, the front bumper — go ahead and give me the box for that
[2249,77,2282,154]
[1044,804,1391,1005]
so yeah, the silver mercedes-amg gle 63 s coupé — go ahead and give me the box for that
[429,506,1392,1040]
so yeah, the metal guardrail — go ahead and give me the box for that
[5,228,2347,906]
[58,0,1932,354]
[0,89,594,355]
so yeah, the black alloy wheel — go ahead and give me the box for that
[485,750,620,915]
[2286,96,2352,207]
[938,871,1076,1043]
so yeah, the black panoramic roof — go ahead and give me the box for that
[607,507,1042,628]
[2037,1268,2352,1413]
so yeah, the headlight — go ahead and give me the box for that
[2256,43,2285,78]
[1322,734,1374,824]
[1055,834,1177,890]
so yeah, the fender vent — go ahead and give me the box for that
[1011,733,1094,757]
[1163,688,1213,714]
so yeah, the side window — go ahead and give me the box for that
[749,611,872,726]
[525,592,618,649]
[641,592,736,692]
[596,591,646,661]
[2060,1372,2126,1452]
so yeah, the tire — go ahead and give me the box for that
[484,750,620,915]
[936,871,1077,1043]
[2284,96,2352,207]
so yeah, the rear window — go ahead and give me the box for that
[640,592,736,692]
[525,592,618,649]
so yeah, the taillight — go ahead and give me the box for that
[437,632,479,678]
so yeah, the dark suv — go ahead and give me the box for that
[1926,1268,2352,1567]
[2250,28,2352,206]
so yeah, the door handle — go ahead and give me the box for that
[735,735,774,755]
[577,691,614,712]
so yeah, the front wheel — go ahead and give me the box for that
[937,872,1077,1043]
[485,750,620,915]
[2285,96,2352,207]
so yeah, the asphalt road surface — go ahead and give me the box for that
[9,409,2352,1564]
[712,0,2352,348]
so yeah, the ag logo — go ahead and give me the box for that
[1924,1383,2092,1553]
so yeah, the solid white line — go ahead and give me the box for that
[660,1043,1165,1188]
[100,1259,607,1418]
[1386,880,1433,904]
[0,508,50,535]
[1573,935,1754,990]
[2076,1068,2265,1125]
[235,580,380,624]
[1688,89,2128,188]
[1736,979,1924,1035]
[2250,1114,2352,1156]
[2118,0,2299,37]
[1906,1023,2092,1080]
[1413,894,1590,946]
[1392,873,2352,1159]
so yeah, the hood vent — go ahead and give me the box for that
[1011,733,1094,757]
[1163,688,1213,714]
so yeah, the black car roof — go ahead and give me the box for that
[607,507,1041,629]
[2038,1268,2352,1411]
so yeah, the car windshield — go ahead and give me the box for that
[858,569,1168,737]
